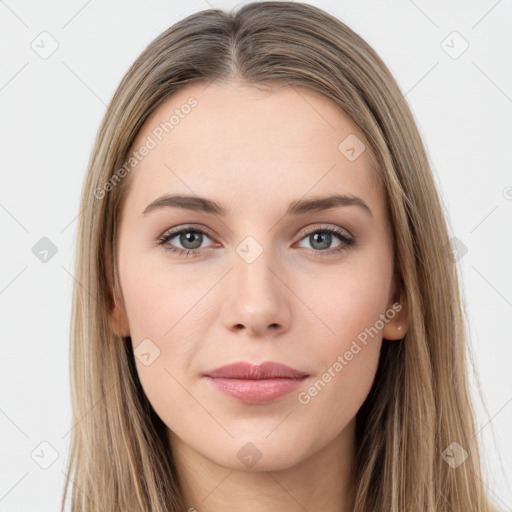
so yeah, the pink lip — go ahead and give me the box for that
[204,361,309,405]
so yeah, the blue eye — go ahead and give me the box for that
[295,225,354,257]
[157,224,354,258]
[157,226,214,257]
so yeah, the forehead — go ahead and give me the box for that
[123,81,383,217]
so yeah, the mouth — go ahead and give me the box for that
[203,361,310,405]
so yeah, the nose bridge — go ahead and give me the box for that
[233,238,281,302]
[221,235,290,335]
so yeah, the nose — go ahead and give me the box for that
[221,250,291,338]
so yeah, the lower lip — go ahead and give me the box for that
[205,376,308,405]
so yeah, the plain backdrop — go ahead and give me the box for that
[1,0,511,510]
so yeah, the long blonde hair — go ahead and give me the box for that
[62,2,496,510]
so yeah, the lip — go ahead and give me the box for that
[204,361,309,405]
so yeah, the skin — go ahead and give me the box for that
[108,80,408,512]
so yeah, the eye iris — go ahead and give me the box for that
[310,232,332,250]
[180,231,202,250]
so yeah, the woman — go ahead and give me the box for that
[62,2,497,510]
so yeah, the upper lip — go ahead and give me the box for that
[204,361,309,380]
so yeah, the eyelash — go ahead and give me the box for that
[156,224,354,259]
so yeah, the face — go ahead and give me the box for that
[108,81,406,472]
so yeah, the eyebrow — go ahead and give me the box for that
[142,193,373,218]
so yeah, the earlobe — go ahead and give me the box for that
[383,281,408,341]
[105,255,130,338]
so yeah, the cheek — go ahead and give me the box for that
[295,336,381,455]
[298,255,392,351]
[121,262,207,426]
[292,259,390,424]
[120,250,215,344]
[119,254,220,409]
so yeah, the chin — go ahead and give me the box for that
[199,434,312,472]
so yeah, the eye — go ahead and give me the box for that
[156,224,355,258]
[295,225,354,257]
[157,225,216,257]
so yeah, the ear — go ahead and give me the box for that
[382,276,408,341]
[105,254,130,338]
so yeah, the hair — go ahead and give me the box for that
[62,1,497,511]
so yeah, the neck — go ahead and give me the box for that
[167,419,356,512]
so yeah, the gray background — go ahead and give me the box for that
[1,0,511,510]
